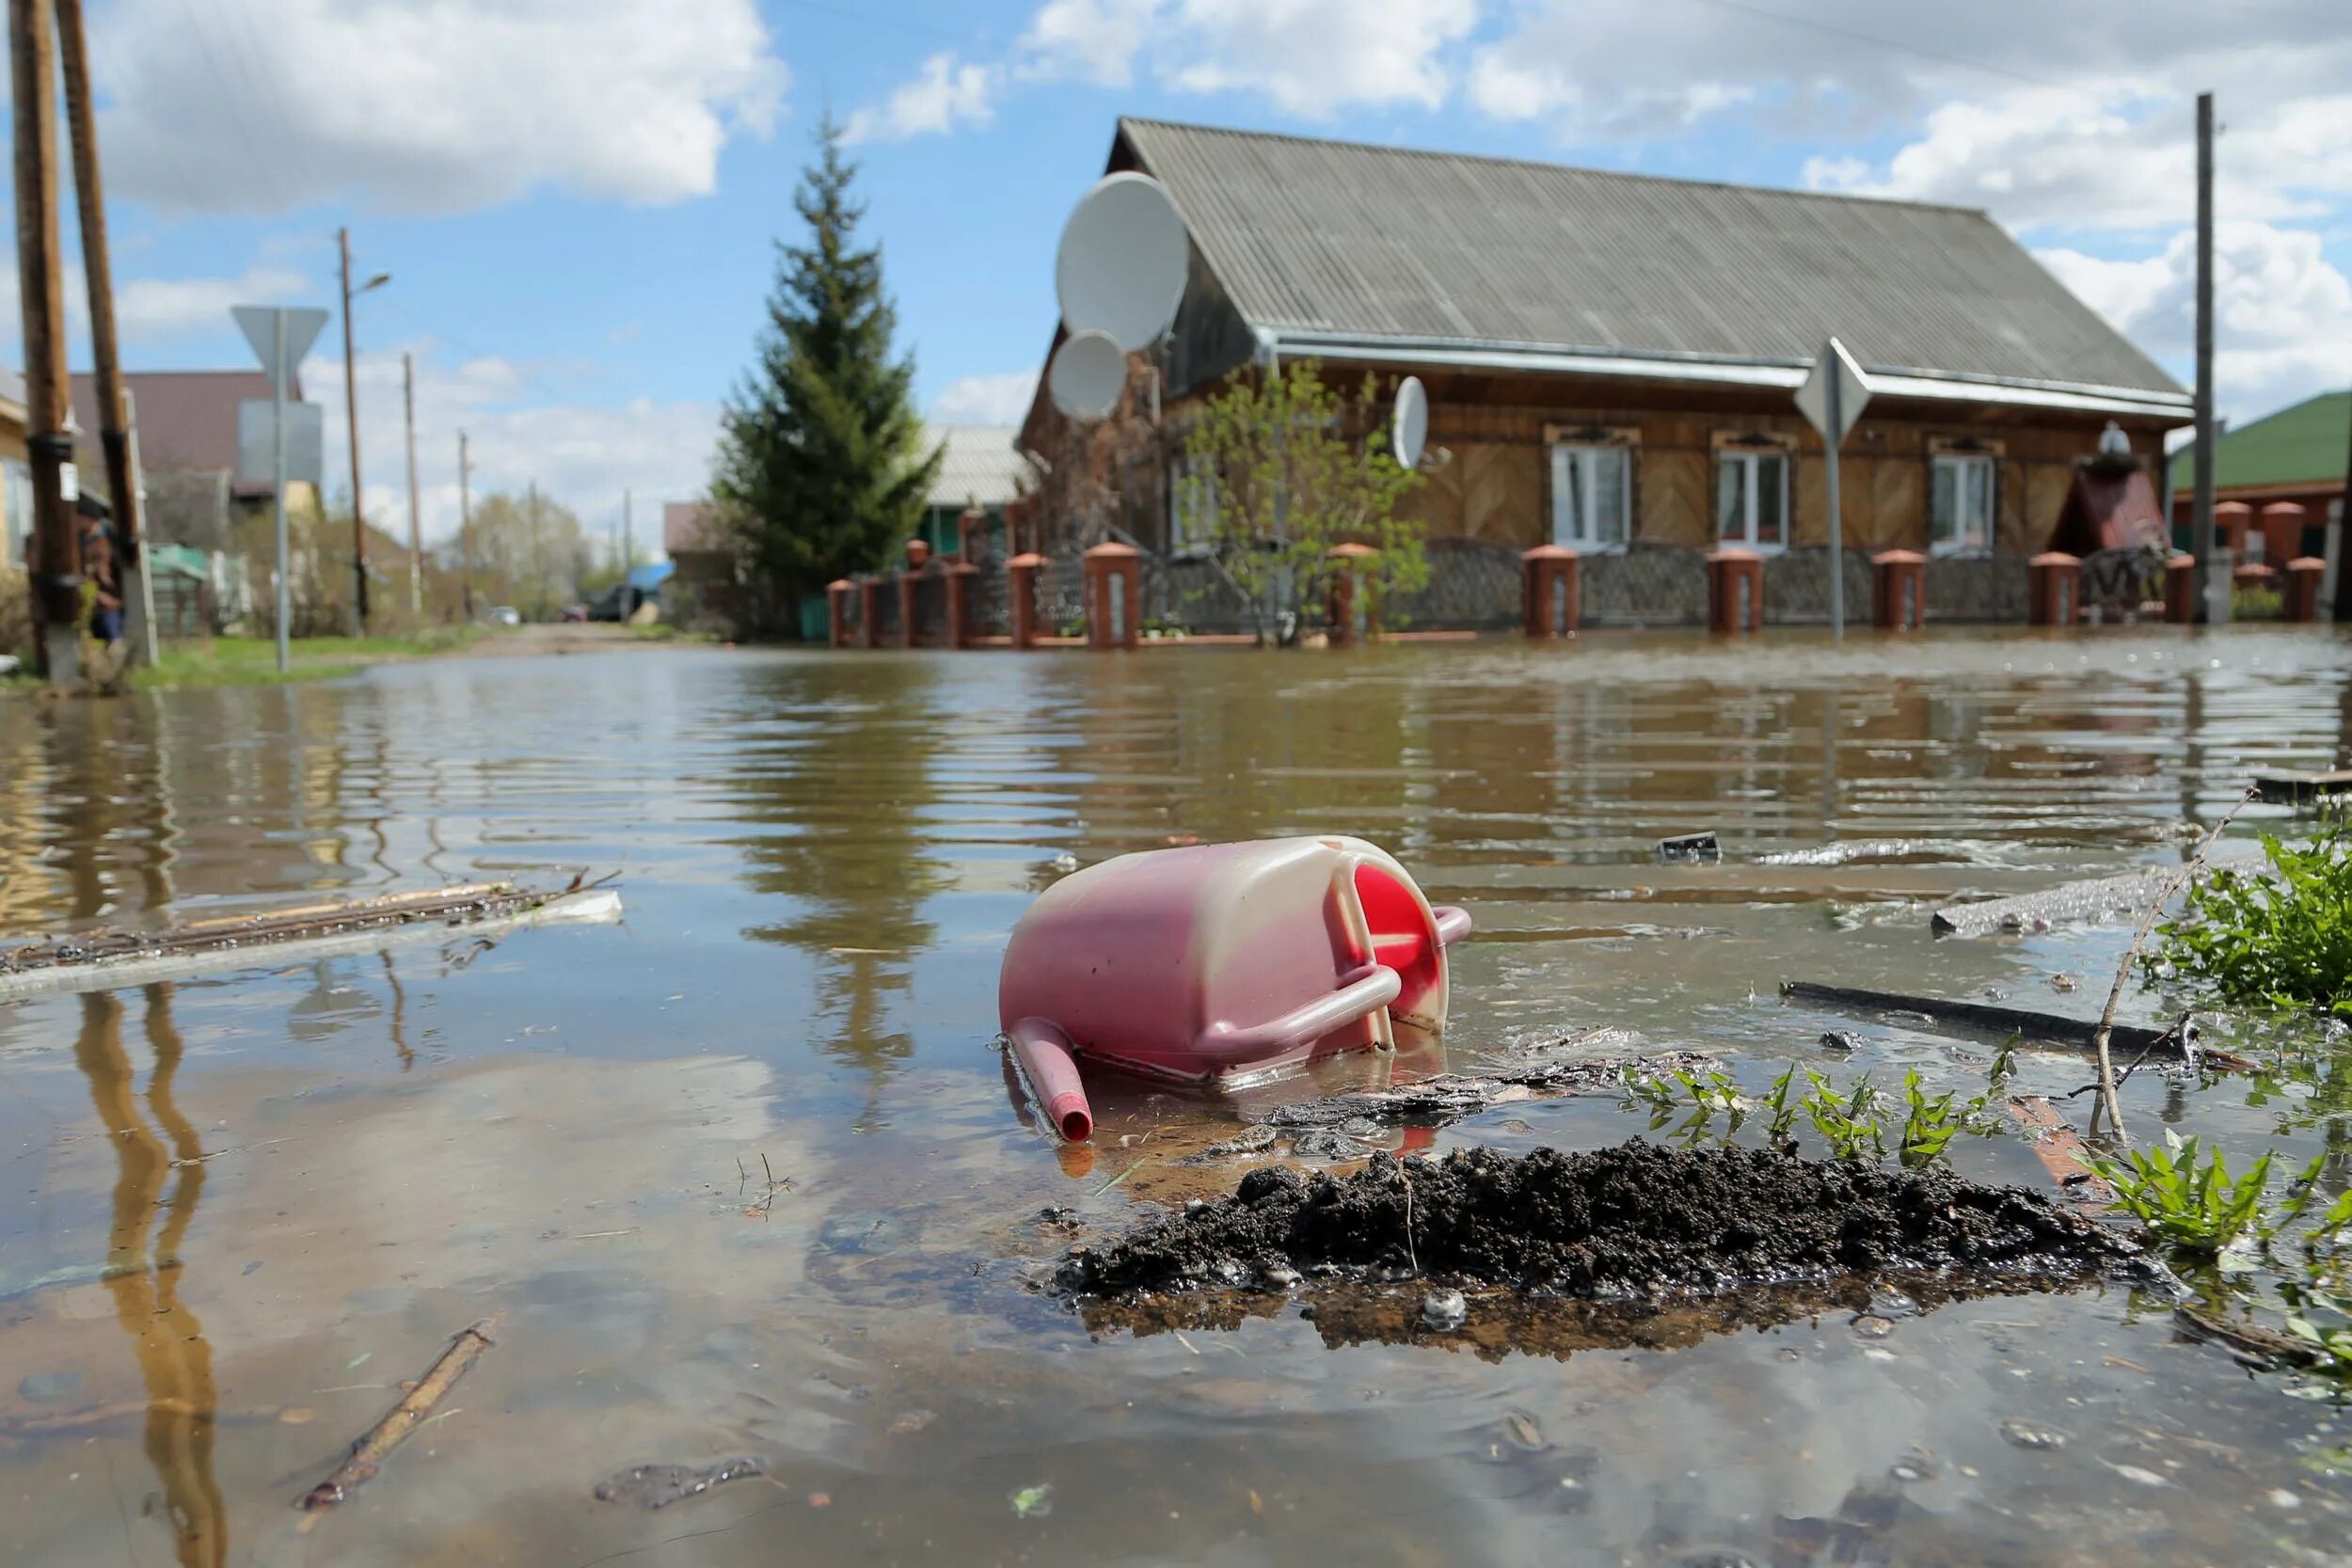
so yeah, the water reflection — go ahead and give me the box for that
[730,662,946,1085]
[71,985,224,1568]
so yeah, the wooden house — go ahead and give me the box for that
[1017,119,2192,626]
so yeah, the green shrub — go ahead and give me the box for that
[2149,831,2352,1015]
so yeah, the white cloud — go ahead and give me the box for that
[930,372,1040,427]
[93,0,786,215]
[2037,223,2352,419]
[842,54,1002,146]
[1163,0,1477,117]
[315,341,719,549]
[118,266,312,341]
[1020,0,1155,86]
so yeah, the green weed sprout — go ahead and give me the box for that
[2090,1131,2273,1256]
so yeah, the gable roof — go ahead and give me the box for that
[1117,118,2187,418]
[2171,390,2349,496]
[663,499,719,556]
[926,425,1029,509]
[70,370,308,498]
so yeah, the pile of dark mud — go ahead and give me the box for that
[1057,1142,2147,1301]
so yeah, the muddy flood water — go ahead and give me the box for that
[5,628,2352,1567]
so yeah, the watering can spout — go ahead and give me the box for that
[1009,1017,1093,1142]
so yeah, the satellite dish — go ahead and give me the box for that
[1391,376,1428,470]
[1056,172,1187,352]
[1048,329,1125,420]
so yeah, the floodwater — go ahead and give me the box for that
[3,627,2350,1567]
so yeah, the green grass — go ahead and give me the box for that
[135,629,486,689]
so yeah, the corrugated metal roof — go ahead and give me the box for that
[926,425,1029,508]
[1120,119,2184,401]
[2172,390,2349,493]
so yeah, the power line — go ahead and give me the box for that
[1671,0,2074,91]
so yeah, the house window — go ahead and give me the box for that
[1550,444,1630,551]
[1716,450,1788,551]
[1930,453,1995,557]
[1169,452,1216,554]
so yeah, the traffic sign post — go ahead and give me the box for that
[1796,337,1871,640]
[231,305,327,672]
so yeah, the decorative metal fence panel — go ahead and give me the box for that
[1925,556,2030,622]
[1581,546,1708,626]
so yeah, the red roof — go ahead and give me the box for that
[71,370,306,498]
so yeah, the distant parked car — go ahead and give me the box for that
[487,605,521,626]
[561,604,589,623]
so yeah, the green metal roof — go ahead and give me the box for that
[2173,389,2350,495]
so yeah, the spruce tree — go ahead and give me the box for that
[711,118,940,635]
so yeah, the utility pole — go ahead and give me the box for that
[12,0,79,683]
[403,351,421,619]
[2191,91,2219,624]
[458,430,475,624]
[56,0,146,665]
[621,487,633,615]
[528,480,542,621]
[340,227,369,634]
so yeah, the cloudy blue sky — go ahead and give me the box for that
[7,0,2346,548]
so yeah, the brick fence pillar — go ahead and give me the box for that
[946,561,980,647]
[2163,553,2198,623]
[1083,541,1141,651]
[2027,551,2082,626]
[1521,545,1581,638]
[1870,548,1925,630]
[1706,548,1763,634]
[827,578,852,647]
[1327,542,1376,646]
[2284,557,2327,622]
[859,578,882,649]
[1007,552,1045,649]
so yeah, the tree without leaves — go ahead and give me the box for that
[1178,361,1428,643]
[709,117,941,637]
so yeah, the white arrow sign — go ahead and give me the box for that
[1794,336,1870,447]
[232,305,328,398]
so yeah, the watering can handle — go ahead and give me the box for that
[1432,905,1472,948]
[1206,964,1402,1057]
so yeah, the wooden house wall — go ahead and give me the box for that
[1379,383,2176,556]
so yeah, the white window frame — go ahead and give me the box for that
[1168,451,1216,557]
[1549,443,1631,552]
[1715,450,1789,553]
[1929,452,1997,558]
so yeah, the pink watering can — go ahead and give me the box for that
[999,836,1471,1141]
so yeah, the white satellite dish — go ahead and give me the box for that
[1056,171,1187,352]
[1048,329,1125,420]
[1391,376,1428,470]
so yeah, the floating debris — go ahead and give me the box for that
[298,1318,501,1522]
[594,1457,766,1509]
[1656,832,1722,864]
[1419,1290,1469,1332]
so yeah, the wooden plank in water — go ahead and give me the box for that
[2250,768,2352,804]
[1778,978,2212,1061]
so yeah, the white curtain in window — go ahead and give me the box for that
[1552,445,1629,547]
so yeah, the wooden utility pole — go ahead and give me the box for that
[12,0,79,683]
[2190,91,2219,623]
[403,351,421,618]
[339,227,369,633]
[458,430,474,623]
[56,0,144,663]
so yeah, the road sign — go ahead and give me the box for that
[1795,336,1870,447]
[232,305,327,396]
[1795,337,1872,641]
[237,399,324,485]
